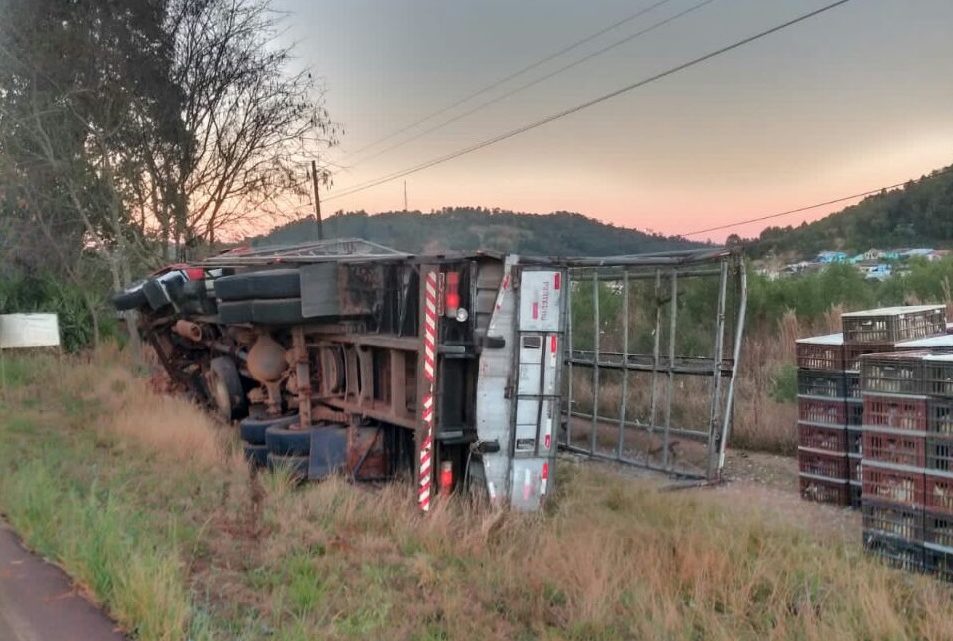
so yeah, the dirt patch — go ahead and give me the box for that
[713,449,860,544]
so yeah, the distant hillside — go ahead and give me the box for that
[251,207,699,256]
[751,165,953,258]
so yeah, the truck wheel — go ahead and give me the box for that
[218,299,305,326]
[217,301,253,324]
[208,357,248,421]
[265,426,312,456]
[112,286,147,311]
[267,453,309,479]
[251,299,306,325]
[239,414,300,445]
[213,269,301,301]
[243,444,268,468]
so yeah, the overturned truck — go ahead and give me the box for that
[116,239,746,511]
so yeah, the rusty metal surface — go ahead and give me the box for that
[292,327,312,429]
[338,263,385,316]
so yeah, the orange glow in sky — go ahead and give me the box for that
[271,0,953,243]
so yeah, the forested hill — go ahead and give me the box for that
[251,207,698,255]
[751,165,953,258]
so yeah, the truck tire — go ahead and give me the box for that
[239,414,300,445]
[265,421,346,456]
[251,299,306,325]
[112,286,148,311]
[267,453,309,479]
[208,357,247,420]
[265,425,313,456]
[218,298,305,326]
[243,444,268,468]
[217,300,253,324]
[213,269,301,301]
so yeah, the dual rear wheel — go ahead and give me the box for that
[239,413,347,480]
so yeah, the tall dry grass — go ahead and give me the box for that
[253,462,953,641]
[55,344,236,469]
[5,348,953,640]
[732,309,847,455]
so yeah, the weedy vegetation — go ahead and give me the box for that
[1,349,953,640]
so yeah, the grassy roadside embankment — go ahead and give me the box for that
[1,348,952,640]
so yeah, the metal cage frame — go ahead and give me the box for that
[558,248,747,480]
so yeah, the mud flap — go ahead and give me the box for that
[308,426,348,480]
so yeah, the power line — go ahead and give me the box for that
[352,0,720,169]
[325,0,853,203]
[682,166,953,238]
[340,0,680,163]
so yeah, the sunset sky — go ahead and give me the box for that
[274,0,953,241]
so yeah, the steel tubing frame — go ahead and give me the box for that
[561,252,745,481]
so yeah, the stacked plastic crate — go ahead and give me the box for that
[922,354,953,579]
[853,305,949,574]
[796,333,854,506]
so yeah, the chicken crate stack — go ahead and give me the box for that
[851,305,950,576]
[922,354,953,580]
[796,333,856,507]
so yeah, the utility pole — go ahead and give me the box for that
[403,180,408,212]
[310,160,323,240]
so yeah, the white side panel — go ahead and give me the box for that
[517,335,543,394]
[0,314,61,348]
[542,333,559,395]
[474,257,519,506]
[519,270,563,332]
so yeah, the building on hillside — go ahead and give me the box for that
[783,261,813,276]
[816,251,848,264]
[901,248,941,261]
[859,248,902,261]
[863,263,892,280]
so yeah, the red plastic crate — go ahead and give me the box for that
[863,430,927,468]
[797,423,847,452]
[863,394,929,432]
[863,463,925,508]
[798,396,847,425]
[925,473,953,516]
[799,475,850,506]
[797,449,848,479]
[849,454,862,483]
[796,339,844,372]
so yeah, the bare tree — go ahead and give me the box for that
[159,0,339,252]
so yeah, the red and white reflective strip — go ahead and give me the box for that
[418,270,439,512]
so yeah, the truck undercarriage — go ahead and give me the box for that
[116,239,746,510]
